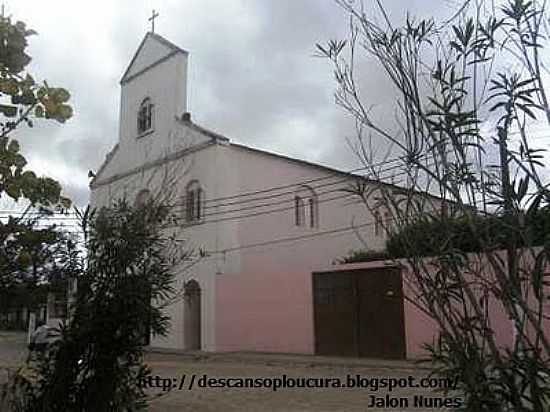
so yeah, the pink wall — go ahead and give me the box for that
[216,269,315,354]
[401,271,515,358]
[215,257,548,358]
[214,260,438,358]
[402,290,439,358]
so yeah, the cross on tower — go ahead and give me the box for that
[149,9,159,33]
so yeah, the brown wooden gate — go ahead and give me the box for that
[313,267,406,359]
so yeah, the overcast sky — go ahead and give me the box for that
[6,0,549,209]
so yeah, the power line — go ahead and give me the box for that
[9,197,546,258]
[168,150,448,209]
[8,185,389,232]
[0,159,442,229]
[0,214,79,220]
[178,157,402,205]
[9,196,498,258]
[0,210,79,217]
[1,150,470,229]
[33,220,379,255]
[29,192,527,258]
[0,150,449,220]
[170,151,449,210]
[177,161,412,218]
[167,191,361,227]
[179,166,420,224]
[0,164,397,221]
[0,157,414,221]
[164,170,410,226]
[2,144,539,225]
[208,221,375,254]
[20,174,407,229]
[204,197,534,256]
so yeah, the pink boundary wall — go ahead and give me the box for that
[215,258,542,358]
[215,269,315,354]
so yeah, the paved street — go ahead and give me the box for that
[0,332,457,411]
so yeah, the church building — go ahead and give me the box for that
[90,32,441,359]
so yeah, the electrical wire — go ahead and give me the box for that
[208,221,376,254]
[0,153,440,222]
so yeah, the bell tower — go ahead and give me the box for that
[118,32,189,147]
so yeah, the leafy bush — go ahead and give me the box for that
[1,200,178,411]
[386,207,550,258]
[336,207,550,264]
[334,249,390,264]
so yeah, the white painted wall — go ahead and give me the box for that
[222,145,382,275]
[98,35,193,181]
[91,141,239,352]
[89,32,442,353]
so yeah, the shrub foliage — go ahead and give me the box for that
[2,200,177,411]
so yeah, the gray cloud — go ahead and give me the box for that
[7,0,548,210]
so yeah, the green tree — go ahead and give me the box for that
[2,200,181,412]
[320,0,550,410]
[0,12,74,325]
[0,13,72,207]
[0,216,74,320]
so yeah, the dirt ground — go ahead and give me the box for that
[1,332,460,411]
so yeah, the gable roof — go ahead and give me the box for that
[120,32,188,84]
[173,119,366,182]
[229,142,359,179]
[148,32,188,54]
[89,143,119,188]
[175,116,229,142]
[90,116,224,188]
[195,127,447,203]
[91,115,444,207]
[90,139,216,189]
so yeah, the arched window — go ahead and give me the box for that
[135,189,151,207]
[137,97,154,135]
[294,186,318,228]
[308,197,317,228]
[185,180,203,222]
[295,196,305,226]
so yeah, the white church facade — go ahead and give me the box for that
[90,32,441,358]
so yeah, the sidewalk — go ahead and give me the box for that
[1,332,444,411]
[0,331,27,367]
[0,331,28,385]
[144,350,443,412]
[146,348,431,373]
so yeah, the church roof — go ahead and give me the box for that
[91,116,440,204]
[176,116,229,143]
[147,32,188,54]
[120,32,188,84]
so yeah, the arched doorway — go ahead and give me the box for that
[183,280,201,350]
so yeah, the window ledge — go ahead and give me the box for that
[137,129,155,139]
[294,224,319,231]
